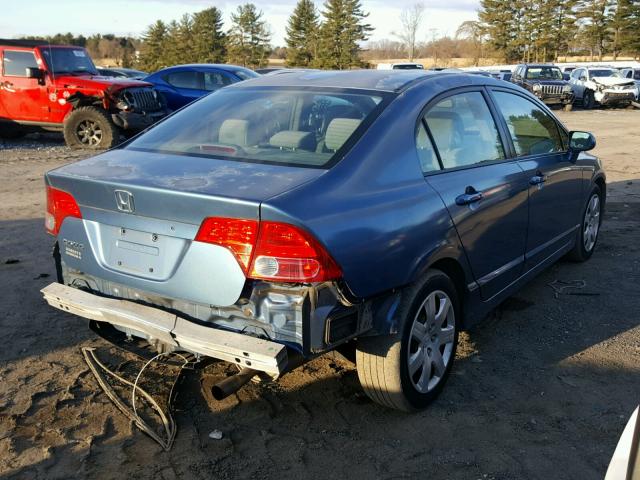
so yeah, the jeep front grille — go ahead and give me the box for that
[541,85,564,95]
[124,89,161,112]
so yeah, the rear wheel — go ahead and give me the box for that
[0,124,26,139]
[568,185,602,262]
[63,107,120,150]
[356,269,459,412]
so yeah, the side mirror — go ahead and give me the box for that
[580,75,587,81]
[25,67,44,79]
[569,131,596,152]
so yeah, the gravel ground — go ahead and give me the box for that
[0,111,638,480]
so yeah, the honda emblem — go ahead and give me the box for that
[114,190,135,213]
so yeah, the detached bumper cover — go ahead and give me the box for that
[42,282,288,375]
[112,109,168,131]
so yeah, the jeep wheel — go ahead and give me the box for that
[355,269,459,412]
[63,107,120,150]
[582,90,595,110]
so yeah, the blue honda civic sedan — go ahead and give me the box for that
[42,70,604,411]
[143,63,259,110]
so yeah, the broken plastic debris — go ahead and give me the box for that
[208,430,223,440]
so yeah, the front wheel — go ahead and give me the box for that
[568,185,602,262]
[356,269,459,412]
[582,90,595,110]
[63,107,120,150]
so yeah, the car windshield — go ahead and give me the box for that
[127,87,387,168]
[590,69,621,78]
[41,48,98,75]
[526,67,563,80]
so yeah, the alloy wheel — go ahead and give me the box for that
[407,290,456,394]
[583,193,601,252]
[76,120,103,147]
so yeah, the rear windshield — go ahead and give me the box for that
[127,88,387,168]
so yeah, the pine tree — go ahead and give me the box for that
[226,3,272,68]
[138,20,168,71]
[608,0,633,59]
[285,0,319,67]
[623,0,640,57]
[315,0,372,69]
[192,7,227,63]
[478,0,520,62]
[576,0,611,60]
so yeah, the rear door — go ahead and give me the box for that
[419,89,530,300]
[489,89,582,271]
[161,70,206,108]
[0,48,48,121]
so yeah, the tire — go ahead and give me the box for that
[568,185,602,262]
[63,106,120,150]
[582,90,595,110]
[356,269,460,412]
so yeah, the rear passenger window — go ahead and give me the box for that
[164,71,202,89]
[204,71,235,91]
[416,124,440,173]
[3,50,38,77]
[423,92,505,169]
[492,91,563,156]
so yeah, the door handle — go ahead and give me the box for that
[529,174,547,185]
[455,187,483,206]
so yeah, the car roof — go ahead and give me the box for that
[0,39,81,49]
[154,64,252,73]
[229,69,446,93]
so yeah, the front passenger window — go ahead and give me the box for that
[423,92,505,169]
[492,91,563,156]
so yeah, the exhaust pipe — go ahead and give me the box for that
[211,368,259,400]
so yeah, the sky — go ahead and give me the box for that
[0,0,481,46]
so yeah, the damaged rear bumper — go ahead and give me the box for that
[41,282,288,375]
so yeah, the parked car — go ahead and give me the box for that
[0,39,168,148]
[42,70,605,412]
[620,67,640,100]
[254,67,285,75]
[143,64,259,110]
[488,70,513,82]
[97,67,147,80]
[569,67,639,108]
[377,62,424,70]
[511,64,574,110]
[559,65,577,81]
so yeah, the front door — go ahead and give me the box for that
[490,89,583,271]
[0,48,48,121]
[420,90,530,300]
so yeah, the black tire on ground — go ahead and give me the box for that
[582,90,595,110]
[568,184,603,262]
[63,106,120,150]
[0,124,26,139]
[355,269,460,412]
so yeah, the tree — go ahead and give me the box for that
[315,0,373,69]
[608,0,633,59]
[576,0,611,60]
[227,3,272,68]
[192,7,227,63]
[285,0,319,67]
[478,0,520,62]
[393,3,425,61]
[138,20,168,71]
[456,20,484,65]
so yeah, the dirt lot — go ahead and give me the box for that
[0,110,638,480]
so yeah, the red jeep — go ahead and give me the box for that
[0,39,169,149]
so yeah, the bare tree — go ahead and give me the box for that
[393,3,425,61]
[456,20,484,65]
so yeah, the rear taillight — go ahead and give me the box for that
[45,186,82,235]
[194,217,341,283]
[194,217,259,271]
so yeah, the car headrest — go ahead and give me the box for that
[425,111,464,149]
[325,118,362,152]
[219,119,256,147]
[269,130,316,151]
